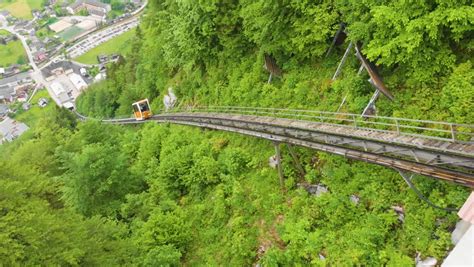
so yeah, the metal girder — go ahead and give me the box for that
[396,169,458,212]
[287,144,306,178]
[161,114,474,170]
[97,112,474,188]
[150,115,474,188]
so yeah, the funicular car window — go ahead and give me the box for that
[140,103,149,111]
[133,104,140,112]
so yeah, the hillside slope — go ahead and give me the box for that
[1,1,473,265]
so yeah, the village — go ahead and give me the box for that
[0,0,145,144]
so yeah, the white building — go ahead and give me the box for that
[50,81,70,103]
[68,73,88,91]
[67,0,111,19]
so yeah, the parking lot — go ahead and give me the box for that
[66,18,139,59]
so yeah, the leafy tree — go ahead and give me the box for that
[441,61,474,124]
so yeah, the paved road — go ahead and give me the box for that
[0,23,62,106]
[0,0,148,106]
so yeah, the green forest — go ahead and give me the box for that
[2,0,474,265]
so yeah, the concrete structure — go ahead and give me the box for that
[443,192,474,266]
[443,224,473,266]
[0,117,29,144]
[458,192,474,223]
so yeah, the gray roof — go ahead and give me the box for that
[0,104,8,115]
[89,8,106,17]
[0,85,13,98]
[41,61,74,77]
[71,0,110,10]
[0,72,30,85]
[0,117,29,144]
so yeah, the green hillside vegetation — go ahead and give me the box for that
[0,39,27,67]
[2,1,473,265]
[0,0,42,19]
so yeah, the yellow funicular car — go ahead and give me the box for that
[132,99,152,120]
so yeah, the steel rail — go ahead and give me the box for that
[74,110,474,187]
[189,106,472,131]
[149,114,474,188]
[187,107,474,142]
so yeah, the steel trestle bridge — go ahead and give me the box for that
[76,106,474,188]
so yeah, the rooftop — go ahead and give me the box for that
[0,117,29,144]
[71,0,111,10]
[41,61,74,77]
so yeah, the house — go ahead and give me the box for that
[22,102,31,110]
[97,54,108,63]
[16,92,28,102]
[0,72,30,100]
[14,83,33,96]
[0,104,9,117]
[67,0,111,18]
[110,53,121,63]
[0,117,29,144]
[38,98,48,108]
[4,65,21,77]
[42,61,74,82]
[31,40,46,53]
[32,9,43,19]
[0,85,13,100]
[0,10,10,18]
[34,52,48,63]
[0,34,16,45]
[94,72,106,82]
[98,64,106,73]
[63,101,74,110]
[80,67,87,76]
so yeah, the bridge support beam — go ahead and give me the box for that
[273,142,284,188]
[397,169,457,212]
[287,144,305,178]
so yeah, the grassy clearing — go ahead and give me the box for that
[74,29,134,64]
[0,39,27,67]
[0,29,10,35]
[15,89,54,127]
[0,0,42,19]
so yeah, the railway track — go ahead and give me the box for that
[76,107,474,188]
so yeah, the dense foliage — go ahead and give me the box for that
[2,0,473,266]
[1,106,468,265]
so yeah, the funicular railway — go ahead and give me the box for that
[75,105,474,188]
